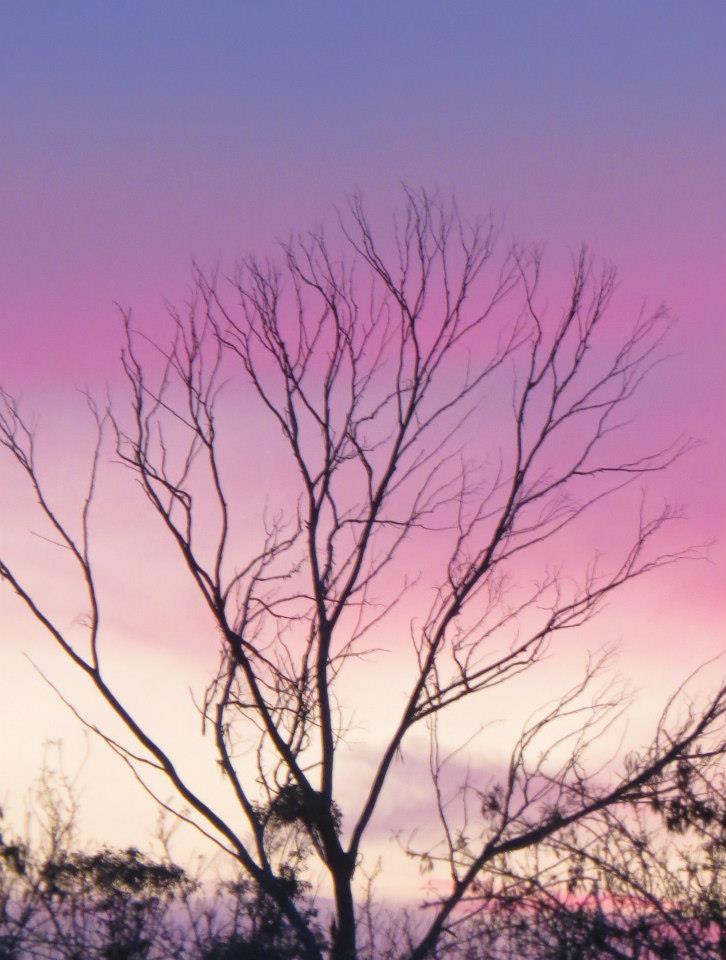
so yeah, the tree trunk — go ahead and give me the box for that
[331,867,357,960]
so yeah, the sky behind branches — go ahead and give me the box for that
[0,1,724,893]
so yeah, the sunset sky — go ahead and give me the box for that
[1,2,724,897]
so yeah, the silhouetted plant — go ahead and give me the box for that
[1,189,723,960]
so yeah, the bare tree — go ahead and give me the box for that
[0,191,722,960]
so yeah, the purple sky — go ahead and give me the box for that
[2,2,724,379]
[0,2,724,885]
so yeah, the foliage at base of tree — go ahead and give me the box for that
[0,760,321,960]
[3,754,726,960]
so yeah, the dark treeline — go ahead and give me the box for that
[2,754,726,960]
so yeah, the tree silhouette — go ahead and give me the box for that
[0,758,188,960]
[4,753,726,959]
[0,757,320,959]
[443,749,726,959]
[0,190,723,960]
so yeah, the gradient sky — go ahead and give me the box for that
[1,1,724,895]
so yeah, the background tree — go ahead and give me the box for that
[416,694,726,960]
[0,191,723,960]
[0,751,322,960]
[0,752,188,960]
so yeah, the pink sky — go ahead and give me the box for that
[0,2,724,899]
